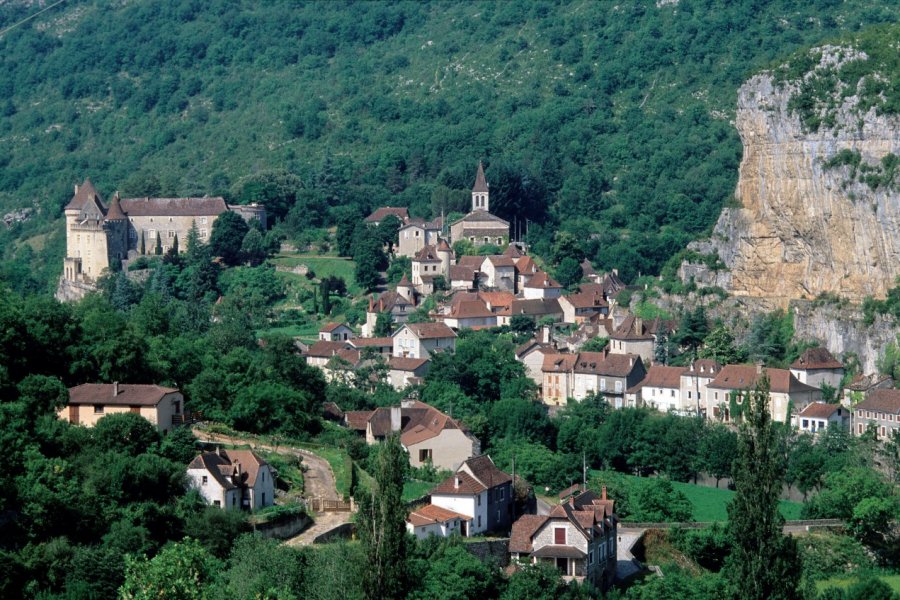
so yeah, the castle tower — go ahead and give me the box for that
[436,238,453,278]
[471,161,489,212]
[104,192,129,264]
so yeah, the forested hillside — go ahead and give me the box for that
[1,0,897,290]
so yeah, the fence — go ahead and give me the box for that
[309,497,355,513]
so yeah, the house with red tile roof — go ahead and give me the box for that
[679,359,723,419]
[319,322,353,342]
[523,271,563,300]
[852,389,900,440]
[392,322,457,359]
[427,455,514,537]
[406,504,470,539]
[364,206,409,226]
[626,365,688,413]
[449,162,510,248]
[609,316,676,363]
[706,364,822,423]
[572,352,646,409]
[61,383,184,433]
[792,403,849,434]
[558,288,610,324]
[387,356,430,390]
[352,400,479,471]
[187,448,275,510]
[361,290,415,337]
[480,255,517,292]
[789,347,844,390]
[516,339,556,388]
[509,487,617,590]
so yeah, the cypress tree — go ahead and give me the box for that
[155,233,162,256]
[725,375,803,600]
[357,434,409,600]
[140,231,145,255]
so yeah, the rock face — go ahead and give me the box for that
[683,48,900,306]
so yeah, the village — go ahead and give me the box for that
[47,163,900,594]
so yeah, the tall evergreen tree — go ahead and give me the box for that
[724,376,803,600]
[357,434,409,600]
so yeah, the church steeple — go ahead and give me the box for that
[471,161,489,212]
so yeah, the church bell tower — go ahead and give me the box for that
[471,161,489,212]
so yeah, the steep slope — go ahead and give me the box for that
[683,31,900,305]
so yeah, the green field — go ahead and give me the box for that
[270,254,360,294]
[403,480,435,503]
[816,575,900,594]
[597,472,803,522]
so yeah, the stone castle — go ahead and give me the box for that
[58,178,264,300]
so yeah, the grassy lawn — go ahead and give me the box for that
[270,253,360,294]
[816,575,900,593]
[592,471,803,522]
[403,480,434,502]
[256,322,320,343]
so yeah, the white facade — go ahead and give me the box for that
[431,491,489,535]
[187,468,242,510]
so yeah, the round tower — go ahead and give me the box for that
[397,274,414,302]
[437,238,452,278]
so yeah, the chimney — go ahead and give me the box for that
[455,476,460,489]
[112,381,119,397]
[541,326,551,345]
[74,184,79,194]
[217,446,227,458]
[756,363,763,375]
[390,406,402,432]
[601,486,607,501]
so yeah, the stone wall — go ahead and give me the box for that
[252,513,312,540]
[463,538,510,568]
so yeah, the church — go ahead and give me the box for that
[58,178,265,300]
[449,162,510,247]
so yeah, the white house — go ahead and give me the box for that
[480,256,517,291]
[793,403,849,434]
[627,365,688,413]
[61,383,184,434]
[187,449,275,510]
[428,456,513,536]
[679,359,722,419]
[407,504,469,539]
[790,347,844,390]
[319,322,353,342]
[522,271,563,300]
[392,322,457,359]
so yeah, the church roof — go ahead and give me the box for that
[472,161,489,193]
[451,211,510,227]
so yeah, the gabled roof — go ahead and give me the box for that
[509,515,548,553]
[320,322,351,333]
[188,449,269,488]
[611,316,676,341]
[572,352,642,377]
[345,410,374,431]
[509,488,615,554]
[397,322,457,340]
[515,339,553,359]
[119,197,228,217]
[451,211,510,226]
[68,383,178,407]
[561,290,608,309]
[682,359,722,377]
[478,291,515,310]
[707,365,818,394]
[457,255,485,269]
[460,455,512,488]
[369,291,413,313]
[503,243,524,258]
[349,337,393,348]
[305,340,353,358]
[414,245,441,261]
[484,255,516,268]
[542,353,578,373]
[629,365,686,392]
[448,300,495,319]
[365,206,409,223]
[524,271,562,289]
[449,265,478,281]
[431,471,486,495]
[387,356,430,372]
[791,347,843,371]
[506,298,562,317]
[580,259,596,277]
[397,274,413,287]
[857,389,900,414]
[472,161,489,193]
[797,403,844,419]
[514,256,539,274]
[408,503,471,527]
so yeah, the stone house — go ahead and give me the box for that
[679,359,723,419]
[348,336,393,357]
[706,365,822,423]
[608,316,676,363]
[387,356,430,390]
[790,348,844,390]
[852,389,900,440]
[558,289,609,324]
[497,299,563,326]
[60,383,184,434]
[843,374,894,407]
[509,487,617,590]
[449,264,478,291]
[303,340,353,369]
[427,455,514,537]
[364,206,409,227]
[480,256,517,291]
[572,352,646,409]
[187,449,275,511]
[522,271,563,300]
[626,365,688,413]
[542,353,579,406]
[793,403,849,434]
[397,217,443,258]
[319,322,353,341]
[392,322,457,359]
[358,400,479,471]
[449,162,510,247]
[516,339,555,389]
[361,290,415,337]
[515,256,541,290]
[442,299,498,330]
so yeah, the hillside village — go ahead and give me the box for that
[2,1,899,598]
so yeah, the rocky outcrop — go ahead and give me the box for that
[682,47,900,306]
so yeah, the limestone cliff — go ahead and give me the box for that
[682,46,900,306]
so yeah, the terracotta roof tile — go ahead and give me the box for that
[320,322,349,333]
[387,356,430,372]
[68,383,178,407]
[400,322,457,340]
[631,365,686,391]
[857,389,900,414]
[431,471,486,495]
[791,348,843,370]
[344,410,374,431]
[408,503,471,526]
[797,403,844,419]
[305,341,352,358]
[707,365,818,394]
[119,197,228,217]
[525,271,562,289]
[365,206,409,223]
[509,515,547,553]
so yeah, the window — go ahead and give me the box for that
[232,496,237,506]
[554,527,566,544]
[129,229,137,240]
[213,500,221,507]
[687,391,692,399]
[477,494,482,507]
[496,238,503,245]
[201,217,207,224]
[715,392,719,400]
[200,228,208,238]
[477,515,481,528]
[168,230,175,238]
[148,229,156,239]
[589,550,594,565]
[802,419,809,428]
[202,476,208,485]
[262,471,265,482]
[93,405,104,414]
[671,389,675,397]
[600,379,606,391]
[500,488,505,500]
[415,230,420,237]
[419,449,432,462]
[615,381,622,393]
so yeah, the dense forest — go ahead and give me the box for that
[1,0,899,290]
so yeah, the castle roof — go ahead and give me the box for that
[65,178,105,212]
[105,192,127,221]
[472,161,489,193]
[119,197,228,217]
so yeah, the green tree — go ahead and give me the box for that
[119,538,221,599]
[699,324,743,364]
[240,228,267,266]
[408,539,503,600]
[356,434,409,600]
[846,577,898,600]
[374,311,394,337]
[555,257,583,289]
[698,423,737,488]
[210,211,250,266]
[223,534,305,599]
[92,412,161,456]
[724,377,802,600]
[509,314,535,337]
[581,336,609,352]
[501,562,590,600]
[674,305,709,355]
